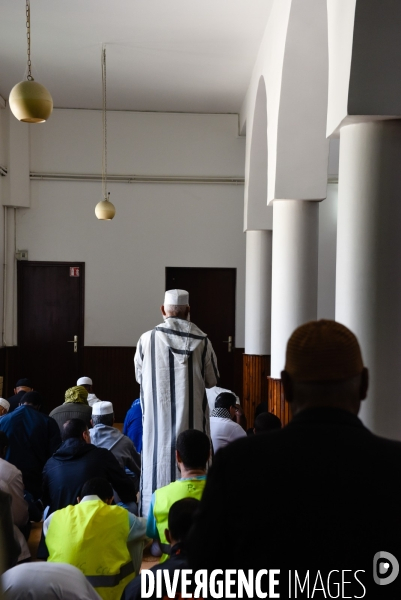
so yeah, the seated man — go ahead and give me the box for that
[123,399,143,454]
[44,477,146,600]
[90,401,140,478]
[206,385,240,412]
[122,498,200,600]
[0,391,61,499]
[50,385,92,431]
[253,411,282,434]
[42,418,137,517]
[146,429,210,562]
[7,378,33,413]
[77,376,100,407]
[2,562,103,599]
[0,432,30,562]
[0,489,21,570]
[210,391,247,453]
[0,398,10,419]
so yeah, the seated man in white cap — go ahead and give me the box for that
[134,288,219,517]
[90,401,140,513]
[90,401,140,476]
[77,376,100,407]
[0,398,10,419]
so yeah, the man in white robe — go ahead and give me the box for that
[134,289,219,517]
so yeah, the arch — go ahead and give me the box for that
[272,0,329,202]
[244,76,272,231]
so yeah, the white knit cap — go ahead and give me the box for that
[92,401,113,416]
[164,289,189,306]
[77,377,92,386]
[0,398,10,412]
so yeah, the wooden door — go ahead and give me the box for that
[17,261,85,412]
[165,267,236,390]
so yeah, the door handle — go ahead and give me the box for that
[222,335,233,353]
[67,335,78,353]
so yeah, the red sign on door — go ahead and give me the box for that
[70,267,80,277]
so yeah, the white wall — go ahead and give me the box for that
[16,109,246,347]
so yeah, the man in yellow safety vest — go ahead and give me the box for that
[44,477,147,600]
[146,429,210,562]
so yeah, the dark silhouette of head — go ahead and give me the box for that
[81,477,113,502]
[254,412,282,434]
[281,320,368,416]
[176,429,210,470]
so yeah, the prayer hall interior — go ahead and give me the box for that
[0,0,400,445]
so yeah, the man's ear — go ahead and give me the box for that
[281,370,293,404]
[176,450,182,464]
[359,367,369,401]
[165,529,171,544]
[161,305,167,316]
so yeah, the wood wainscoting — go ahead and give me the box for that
[267,376,291,426]
[0,345,246,423]
[83,347,140,422]
[242,354,271,428]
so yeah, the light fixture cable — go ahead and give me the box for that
[26,0,33,81]
[102,44,108,201]
[95,44,115,219]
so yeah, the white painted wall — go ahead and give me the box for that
[30,110,245,177]
[15,109,246,347]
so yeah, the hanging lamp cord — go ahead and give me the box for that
[26,0,34,81]
[102,45,108,201]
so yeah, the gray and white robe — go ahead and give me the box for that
[134,317,219,517]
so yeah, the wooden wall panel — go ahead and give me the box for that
[233,348,244,399]
[242,354,271,428]
[83,347,139,422]
[267,376,291,426]
[0,345,246,423]
[0,347,22,399]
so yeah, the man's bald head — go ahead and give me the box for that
[281,320,368,416]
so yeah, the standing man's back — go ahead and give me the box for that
[187,320,401,598]
[135,289,218,516]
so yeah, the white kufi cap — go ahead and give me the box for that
[77,377,92,386]
[164,289,189,306]
[92,401,113,416]
[0,398,10,412]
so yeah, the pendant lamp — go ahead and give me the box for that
[9,0,53,123]
[95,45,116,220]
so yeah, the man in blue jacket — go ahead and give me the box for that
[0,391,61,499]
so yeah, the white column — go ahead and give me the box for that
[336,120,401,440]
[245,230,272,355]
[270,201,319,377]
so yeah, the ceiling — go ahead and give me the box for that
[0,0,274,114]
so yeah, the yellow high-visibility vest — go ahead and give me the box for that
[46,499,135,600]
[154,477,206,562]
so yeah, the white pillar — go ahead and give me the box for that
[245,230,272,355]
[270,201,319,377]
[336,120,401,440]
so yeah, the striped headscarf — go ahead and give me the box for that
[64,386,89,405]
